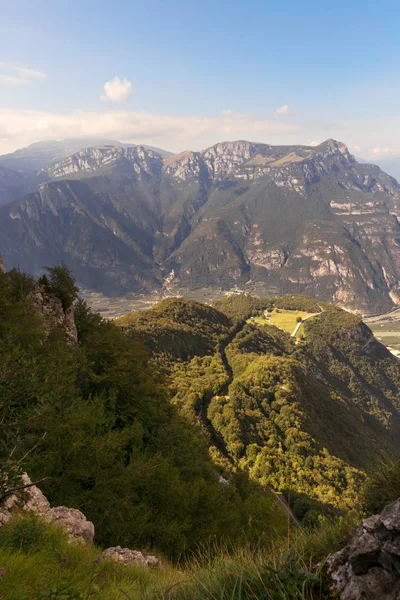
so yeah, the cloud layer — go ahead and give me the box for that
[372,146,398,156]
[0,63,46,85]
[0,108,301,154]
[101,77,133,102]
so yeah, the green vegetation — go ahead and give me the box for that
[274,296,325,313]
[0,269,288,561]
[120,292,400,524]
[117,298,232,359]
[362,459,400,515]
[0,512,358,600]
[212,294,273,321]
[268,310,311,334]
[2,276,400,596]
[39,264,80,310]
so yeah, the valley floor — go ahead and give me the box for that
[364,307,400,356]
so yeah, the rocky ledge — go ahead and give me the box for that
[0,474,94,544]
[327,499,400,599]
[0,474,159,567]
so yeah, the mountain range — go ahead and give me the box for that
[0,138,400,312]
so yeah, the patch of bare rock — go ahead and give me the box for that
[102,546,159,567]
[27,284,78,345]
[0,474,159,567]
[0,474,94,544]
[327,498,400,599]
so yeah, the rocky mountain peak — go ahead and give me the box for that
[39,145,163,180]
[201,140,256,177]
[2,137,400,312]
[313,138,354,164]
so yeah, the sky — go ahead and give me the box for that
[0,0,400,158]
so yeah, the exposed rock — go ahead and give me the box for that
[45,506,95,544]
[102,546,159,567]
[0,473,50,526]
[2,137,400,312]
[0,474,94,544]
[326,498,400,599]
[27,285,77,345]
[40,145,162,180]
[0,254,6,273]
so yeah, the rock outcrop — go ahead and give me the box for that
[0,475,160,566]
[0,474,94,544]
[327,498,400,599]
[27,285,78,345]
[102,546,159,567]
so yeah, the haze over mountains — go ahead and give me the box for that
[0,137,400,313]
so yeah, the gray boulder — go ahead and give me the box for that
[327,499,400,599]
[102,546,159,567]
[0,474,94,544]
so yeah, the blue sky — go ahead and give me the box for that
[0,0,400,156]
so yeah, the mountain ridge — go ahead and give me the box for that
[1,138,400,312]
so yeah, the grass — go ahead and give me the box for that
[249,311,312,336]
[0,513,358,600]
[362,458,400,515]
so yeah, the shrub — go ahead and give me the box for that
[0,514,60,554]
[41,264,79,311]
[363,459,400,514]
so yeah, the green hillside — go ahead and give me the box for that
[120,293,400,521]
[2,270,400,597]
[117,297,232,359]
[0,269,286,561]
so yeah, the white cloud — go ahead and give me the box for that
[0,108,302,154]
[349,145,361,153]
[372,146,396,156]
[274,104,293,116]
[101,77,132,102]
[308,140,320,146]
[0,62,46,85]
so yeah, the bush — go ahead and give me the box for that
[363,459,400,514]
[0,514,61,554]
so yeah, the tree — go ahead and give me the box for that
[42,264,79,311]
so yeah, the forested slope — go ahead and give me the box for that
[119,294,400,521]
[0,269,286,560]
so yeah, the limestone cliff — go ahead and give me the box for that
[1,138,400,312]
[27,285,78,344]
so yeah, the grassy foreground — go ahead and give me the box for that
[0,513,358,600]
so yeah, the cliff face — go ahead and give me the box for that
[27,285,78,345]
[1,139,400,311]
[327,498,400,600]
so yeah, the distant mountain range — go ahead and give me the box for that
[371,157,400,182]
[357,155,400,183]
[0,138,172,206]
[0,138,400,312]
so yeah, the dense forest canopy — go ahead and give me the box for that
[2,274,400,559]
[118,293,400,523]
[0,269,287,559]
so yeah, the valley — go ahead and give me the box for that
[365,307,400,356]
